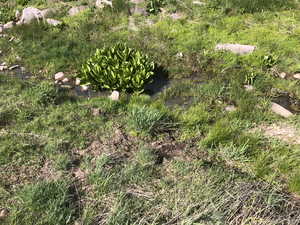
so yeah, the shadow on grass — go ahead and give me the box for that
[144,65,170,96]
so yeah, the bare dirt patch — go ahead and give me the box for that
[255,123,300,145]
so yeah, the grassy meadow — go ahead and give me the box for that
[1,0,300,224]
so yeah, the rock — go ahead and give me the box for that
[1,62,7,66]
[169,12,184,20]
[225,105,237,112]
[81,85,89,91]
[3,21,14,30]
[62,78,69,84]
[68,6,88,16]
[271,102,293,118]
[9,65,20,70]
[109,91,119,101]
[46,18,62,26]
[0,65,8,71]
[54,72,65,81]
[0,25,3,33]
[193,1,206,6]
[293,73,300,80]
[0,208,9,219]
[96,0,113,9]
[215,43,256,55]
[18,7,53,25]
[279,72,287,79]
[176,52,183,58]
[244,85,255,91]
[75,78,81,85]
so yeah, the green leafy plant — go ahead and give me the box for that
[80,43,155,93]
[146,0,165,15]
[262,54,278,68]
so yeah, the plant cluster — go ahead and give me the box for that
[146,0,165,15]
[80,43,155,93]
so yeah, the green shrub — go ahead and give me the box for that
[128,105,172,135]
[80,43,155,93]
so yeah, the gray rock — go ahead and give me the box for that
[15,10,21,20]
[215,43,256,55]
[0,65,8,71]
[46,18,62,26]
[293,73,300,80]
[18,7,44,24]
[96,0,113,9]
[271,102,293,118]
[68,6,88,16]
[9,65,20,70]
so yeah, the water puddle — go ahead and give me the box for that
[273,94,300,114]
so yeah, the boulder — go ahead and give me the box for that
[46,18,62,26]
[68,6,88,16]
[96,0,113,9]
[271,102,293,118]
[215,43,256,55]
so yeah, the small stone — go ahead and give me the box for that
[215,43,256,55]
[62,78,69,84]
[54,72,65,81]
[244,85,255,91]
[46,19,62,26]
[109,91,119,101]
[9,65,20,70]
[0,65,8,71]
[279,72,287,79]
[193,1,206,6]
[75,78,81,85]
[3,21,14,29]
[81,85,89,91]
[96,0,113,9]
[293,73,300,80]
[225,105,237,112]
[1,62,7,66]
[271,102,293,118]
[176,52,183,58]
[0,208,9,219]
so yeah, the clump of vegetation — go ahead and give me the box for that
[146,0,165,14]
[208,0,296,13]
[0,1,15,23]
[128,105,172,135]
[28,81,60,106]
[80,43,155,93]
[9,180,75,225]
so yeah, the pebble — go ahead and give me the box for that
[75,78,81,85]
[109,90,119,101]
[293,73,300,80]
[279,72,287,79]
[54,72,65,81]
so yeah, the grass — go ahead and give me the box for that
[1,0,300,224]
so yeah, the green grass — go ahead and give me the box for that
[1,0,300,224]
